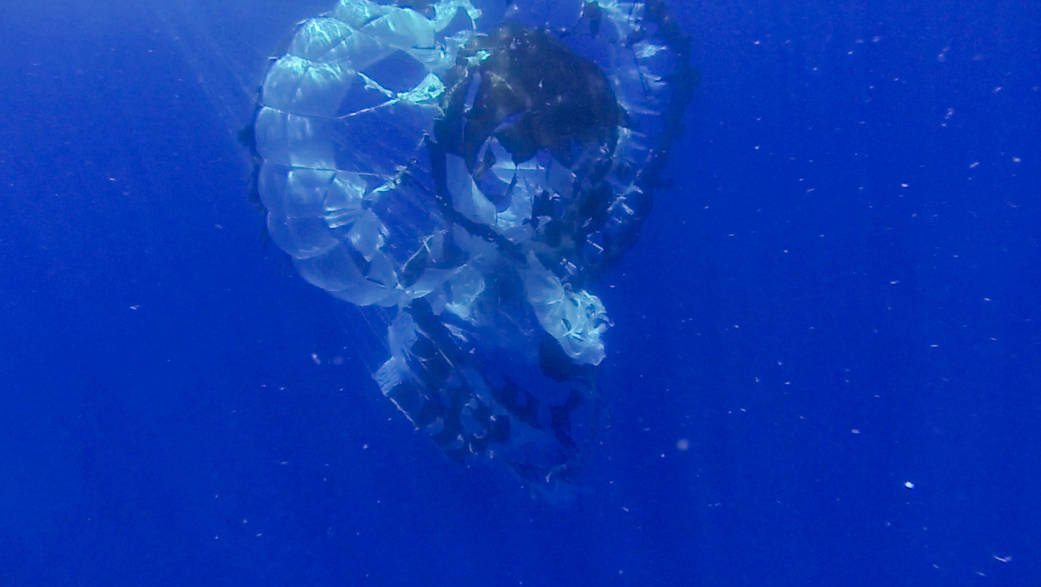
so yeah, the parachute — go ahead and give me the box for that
[251,0,693,498]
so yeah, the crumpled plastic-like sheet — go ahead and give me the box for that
[250,0,694,499]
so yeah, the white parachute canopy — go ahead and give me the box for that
[251,0,693,498]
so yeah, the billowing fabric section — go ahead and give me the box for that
[251,0,693,499]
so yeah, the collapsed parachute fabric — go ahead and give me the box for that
[252,0,693,498]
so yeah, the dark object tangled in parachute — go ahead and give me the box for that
[250,0,694,500]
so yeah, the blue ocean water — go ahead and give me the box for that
[1,1,1038,585]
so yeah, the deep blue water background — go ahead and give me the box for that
[1,1,1039,585]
